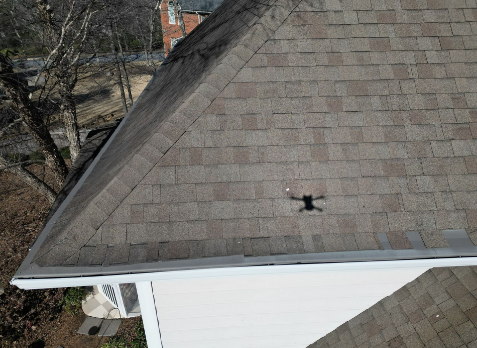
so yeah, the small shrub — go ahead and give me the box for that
[130,319,147,348]
[101,336,129,348]
[60,287,85,314]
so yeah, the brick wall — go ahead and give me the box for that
[160,1,207,54]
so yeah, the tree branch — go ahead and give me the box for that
[0,118,23,138]
[0,153,56,203]
[0,160,45,170]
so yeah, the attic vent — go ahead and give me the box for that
[168,1,176,24]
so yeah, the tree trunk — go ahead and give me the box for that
[109,23,128,115]
[122,56,134,108]
[35,0,82,165]
[149,1,161,59]
[25,115,69,187]
[115,23,133,107]
[0,155,57,204]
[59,80,81,163]
[93,42,102,70]
[0,54,68,187]
[148,20,154,56]
[145,47,150,67]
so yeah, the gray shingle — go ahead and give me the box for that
[104,244,130,265]
[251,237,271,256]
[204,240,227,257]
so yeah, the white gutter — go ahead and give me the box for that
[11,256,477,290]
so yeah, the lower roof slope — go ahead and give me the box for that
[15,0,477,277]
[308,266,477,348]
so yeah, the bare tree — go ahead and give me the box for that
[133,11,151,67]
[34,0,100,163]
[0,0,106,200]
[96,0,164,111]
[173,0,186,37]
[121,0,163,69]
[148,0,162,65]
[0,0,164,201]
[114,22,134,107]
[0,53,68,189]
[109,21,129,115]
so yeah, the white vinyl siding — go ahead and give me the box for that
[152,266,428,348]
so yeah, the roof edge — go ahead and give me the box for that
[13,237,477,280]
[14,65,164,278]
[15,230,477,280]
[12,255,477,289]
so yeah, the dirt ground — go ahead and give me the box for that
[0,61,157,348]
[0,167,110,348]
[73,62,155,129]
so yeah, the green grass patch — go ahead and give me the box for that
[130,320,147,348]
[101,319,147,348]
[101,337,129,348]
[60,146,71,159]
[28,150,45,162]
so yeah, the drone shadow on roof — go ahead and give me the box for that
[289,195,325,212]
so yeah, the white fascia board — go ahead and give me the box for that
[11,256,477,290]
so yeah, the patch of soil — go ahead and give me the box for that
[0,59,155,348]
[37,312,107,348]
[74,68,152,129]
[0,168,51,287]
[0,165,135,348]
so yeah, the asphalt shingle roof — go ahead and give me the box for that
[15,0,477,277]
[308,266,477,348]
[177,0,224,13]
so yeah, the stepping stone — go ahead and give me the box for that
[77,317,103,335]
[98,319,122,337]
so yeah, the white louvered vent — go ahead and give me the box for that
[100,284,118,307]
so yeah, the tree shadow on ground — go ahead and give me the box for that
[27,340,45,348]
[74,87,111,106]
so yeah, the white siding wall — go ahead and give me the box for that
[152,265,429,348]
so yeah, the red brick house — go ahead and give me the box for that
[161,0,223,54]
